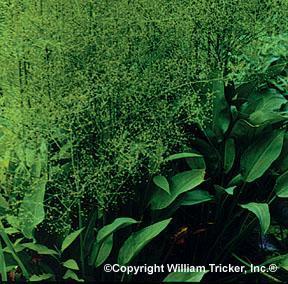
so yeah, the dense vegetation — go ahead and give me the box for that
[0,0,287,282]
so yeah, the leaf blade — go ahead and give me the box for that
[164,271,207,282]
[275,171,288,198]
[165,152,201,162]
[150,170,205,210]
[240,202,270,234]
[224,138,235,173]
[153,176,170,194]
[118,218,172,265]
[97,217,138,243]
[63,259,79,271]
[241,131,285,182]
[61,228,84,253]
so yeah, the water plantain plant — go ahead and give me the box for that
[69,58,288,282]
[0,62,287,283]
[0,0,287,236]
[0,1,287,282]
[146,60,288,282]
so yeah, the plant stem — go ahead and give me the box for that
[78,199,85,276]
[0,222,29,280]
[70,129,85,277]
[232,253,281,282]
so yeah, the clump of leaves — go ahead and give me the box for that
[146,57,288,282]
[0,0,287,235]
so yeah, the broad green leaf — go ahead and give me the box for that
[164,271,207,282]
[95,234,113,267]
[223,187,235,195]
[249,111,286,126]
[179,190,213,206]
[63,259,79,270]
[230,119,256,142]
[224,138,235,173]
[21,243,58,255]
[83,211,98,255]
[273,133,288,173]
[97,217,138,243]
[6,215,20,229]
[3,238,24,253]
[63,269,84,282]
[165,152,201,162]
[0,240,7,281]
[150,170,205,210]
[118,218,172,265]
[18,179,47,239]
[4,227,19,235]
[236,80,257,101]
[171,169,205,194]
[153,175,170,194]
[275,171,288,198]
[241,131,285,182]
[30,274,53,281]
[245,90,286,126]
[190,138,220,173]
[228,174,243,187]
[211,73,230,139]
[186,155,206,170]
[215,185,236,196]
[0,194,9,209]
[61,228,84,253]
[240,202,270,234]
[0,223,29,279]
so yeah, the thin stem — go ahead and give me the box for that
[0,222,29,280]
[232,253,281,282]
[70,129,85,277]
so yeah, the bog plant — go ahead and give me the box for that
[0,0,287,282]
[0,0,287,233]
[0,52,286,283]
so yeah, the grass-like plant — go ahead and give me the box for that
[0,1,287,281]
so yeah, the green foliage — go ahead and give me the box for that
[275,171,288,198]
[0,0,287,282]
[63,259,80,271]
[61,228,84,253]
[240,130,285,182]
[152,175,170,194]
[177,190,213,207]
[0,240,7,281]
[240,203,270,235]
[223,138,236,174]
[118,218,172,265]
[63,269,84,282]
[164,271,207,282]
[0,0,287,235]
[150,169,205,210]
[29,274,53,282]
[96,217,138,243]
[90,217,138,267]
[143,58,288,281]
[17,179,47,239]
[93,234,113,268]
